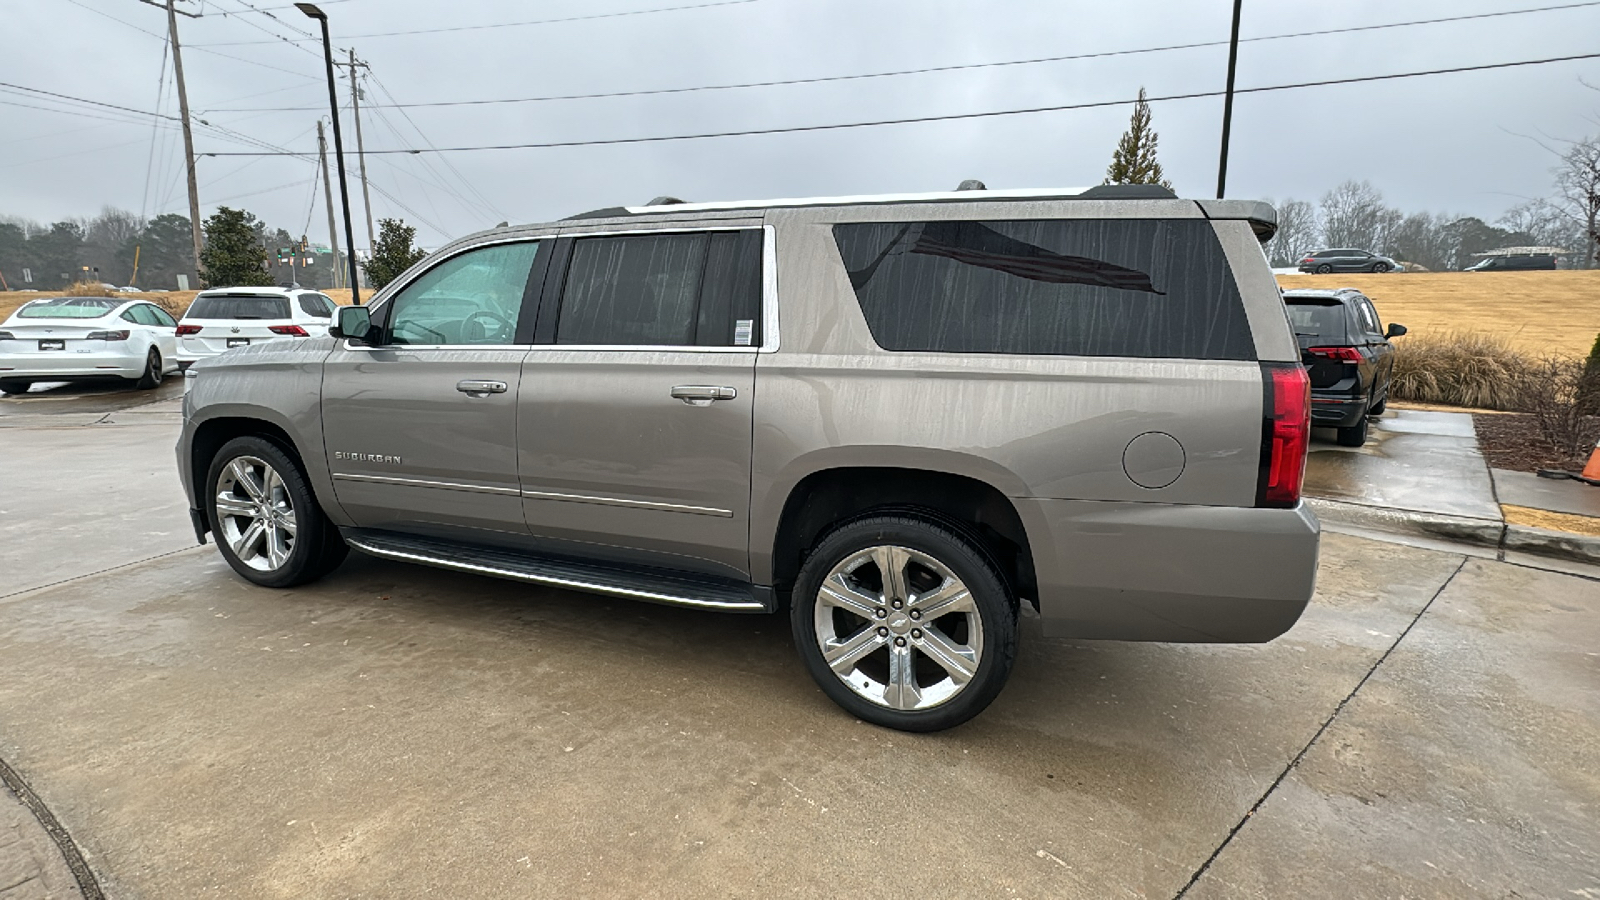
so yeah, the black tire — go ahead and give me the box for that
[1371,262,1391,273]
[1315,263,1334,274]
[790,514,1018,732]
[134,348,163,390]
[177,361,192,373]
[1370,396,1387,416]
[205,435,347,588]
[0,380,32,395]
[1336,414,1369,447]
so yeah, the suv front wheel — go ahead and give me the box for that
[790,515,1018,732]
[205,436,348,587]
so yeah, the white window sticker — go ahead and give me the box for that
[734,319,754,346]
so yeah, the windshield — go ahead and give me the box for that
[1285,300,1347,343]
[16,298,120,319]
[186,294,291,320]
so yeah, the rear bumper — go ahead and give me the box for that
[0,350,143,379]
[1017,499,1320,642]
[1310,392,1367,427]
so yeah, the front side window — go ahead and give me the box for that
[555,230,762,347]
[833,219,1254,360]
[387,241,540,346]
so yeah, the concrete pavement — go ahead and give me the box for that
[1,383,1597,898]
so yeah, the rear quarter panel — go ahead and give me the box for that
[749,209,1269,584]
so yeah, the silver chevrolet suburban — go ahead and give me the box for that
[177,184,1319,732]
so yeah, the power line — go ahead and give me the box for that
[197,1,1600,111]
[197,51,1600,157]
[189,0,760,45]
[364,70,508,221]
[0,81,181,122]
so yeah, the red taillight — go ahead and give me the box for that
[268,325,309,337]
[175,324,202,336]
[1307,346,1362,362]
[1258,363,1310,508]
[83,330,130,341]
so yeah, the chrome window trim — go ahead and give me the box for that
[332,472,522,496]
[521,488,733,518]
[353,225,778,354]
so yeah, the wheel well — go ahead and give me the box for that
[189,418,303,506]
[771,468,1038,608]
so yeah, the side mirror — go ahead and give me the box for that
[1385,323,1407,339]
[329,305,372,343]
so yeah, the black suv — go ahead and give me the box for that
[1296,248,1400,274]
[1282,288,1406,446]
[1465,253,1558,271]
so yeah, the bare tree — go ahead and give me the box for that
[1388,212,1457,271]
[1264,198,1318,266]
[1498,198,1584,250]
[1319,180,1398,253]
[1554,136,1600,268]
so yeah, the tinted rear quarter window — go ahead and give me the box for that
[297,294,333,318]
[832,219,1254,360]
[187,295,291,320]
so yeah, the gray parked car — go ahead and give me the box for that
[176,184,1320,731]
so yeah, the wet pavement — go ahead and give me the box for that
[1305,410,1501,522]
[1,393,1597,898]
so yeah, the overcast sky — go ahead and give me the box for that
[4,0,1599,250]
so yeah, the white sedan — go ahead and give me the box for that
[0,296,180,395]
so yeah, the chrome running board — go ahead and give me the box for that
[342,528,769,613]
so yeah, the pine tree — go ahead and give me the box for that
[199,207,273,288]
[361,218,428,290]
[1104,87,1172,190]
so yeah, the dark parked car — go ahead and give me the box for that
[1296,248,1400,274]
[1282,288,1406,446]
[1465,253,1558,271]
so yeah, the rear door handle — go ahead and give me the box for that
[457,379,508,395]
[670,384,737,406]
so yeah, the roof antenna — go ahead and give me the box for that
[956,179,987,191]
[647,196,686,206]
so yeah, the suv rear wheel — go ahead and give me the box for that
[0,380,31,395]
[1336,414,1369,447]
[790,515,1017,732]
[205,436,347,587]
[1314,263,1334,274]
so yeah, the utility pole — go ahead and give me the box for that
[345,49,375,254]
[318,120,342,290]
[1215,0,1244,200]
[158,0,205,282]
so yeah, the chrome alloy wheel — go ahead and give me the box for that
[813,545,982,711]
[214,455,297,572]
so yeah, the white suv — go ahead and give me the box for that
[176,287,337,369]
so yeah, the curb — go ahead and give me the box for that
[1305,498,1504,548]
[1503,524,1600,566]
[1307,497,1600,568]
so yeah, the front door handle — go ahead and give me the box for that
[670,384,737,406]
[457,379,508,396]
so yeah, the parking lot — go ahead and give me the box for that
[1,382,1597,899]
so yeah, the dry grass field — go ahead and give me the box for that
[0,288,355,322]
[1276,270,1600,359]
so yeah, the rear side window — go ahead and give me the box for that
[297,294,332,318]
[555,230,762,347]
[187,295,291,320]
[833,219,1254,360]
[148,305,177,327]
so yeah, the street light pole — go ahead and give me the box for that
[1216,0,1244,200]
[296,3,362,304]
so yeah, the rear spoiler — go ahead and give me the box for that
[1197,199,1277,244]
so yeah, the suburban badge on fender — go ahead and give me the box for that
[334,451,402,464]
